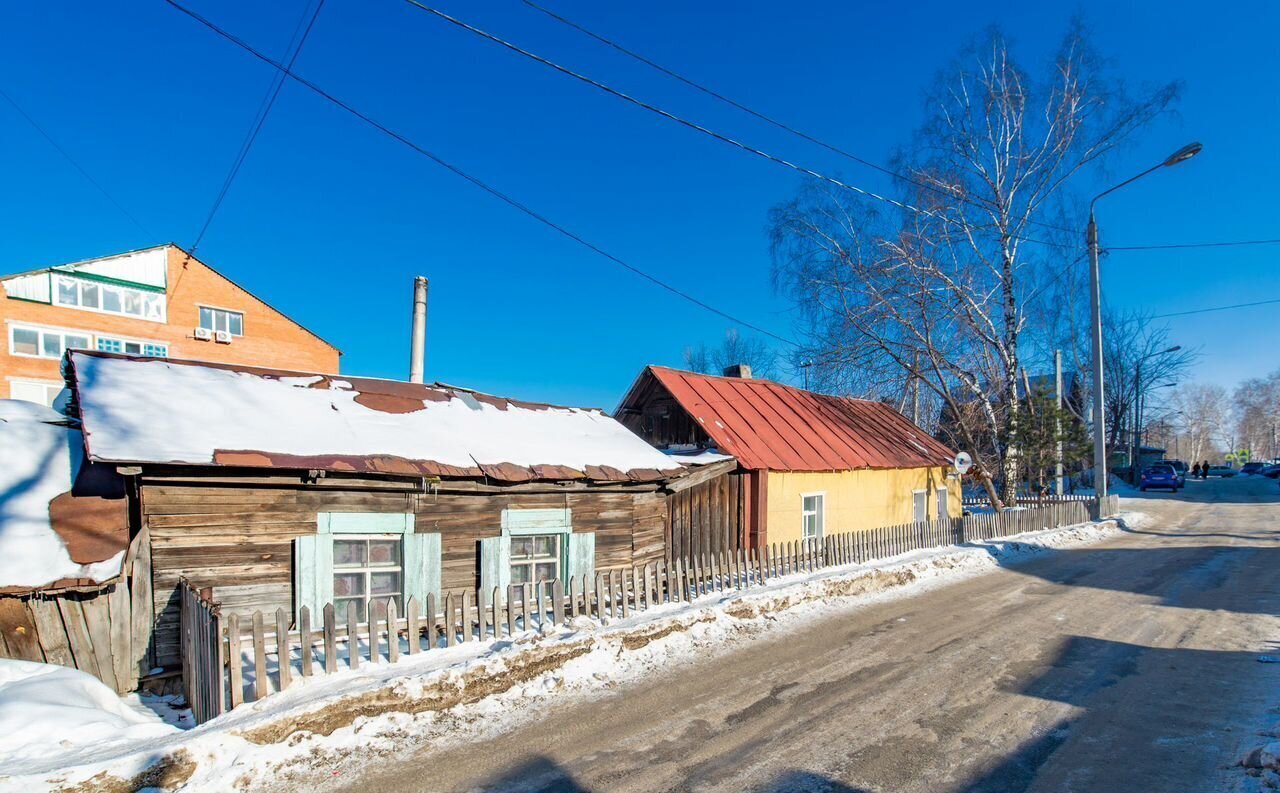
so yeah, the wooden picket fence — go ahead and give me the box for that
[180,497,1116,722]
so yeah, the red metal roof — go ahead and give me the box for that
[639,366,955,472]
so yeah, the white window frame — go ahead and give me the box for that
[197,305,244,336]
[332,533,405,623]
[509,533,563,586]
[935,487,949,519]
[95,335,168,357]
[52,274,166,323]
[912,489,928,523]
[800,492,825,540]
[8,378,64,406]
[8,323,92,360]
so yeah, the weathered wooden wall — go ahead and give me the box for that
[666,471,746,564]
[0,529,152,694]
[142,478,667,670]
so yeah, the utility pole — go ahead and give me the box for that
[1055,349,1064,496]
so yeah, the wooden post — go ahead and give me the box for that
[595,572,606,619]
[552,579,565,625]
[387,599,400,664]
[275,608,291,692]
[347,605,360,670]
[250,612,267,701]
[444,593,455,647]
[568,576,579,619]
[491,588,502,639]
[506,586,517,637]
[323,604,337,673]
[298,606,312,677]
[461,590,473,643]
[522,583,533,631]
[227,613,243,708]
[426,593,438,650]
[477,589,489,640]
[406,596,419,655]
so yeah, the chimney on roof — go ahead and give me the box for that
[409,276,428,383]
[723,363,752,379]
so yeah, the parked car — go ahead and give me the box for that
[1158,459,1188,486]
[1207,466,1237,478]
[1140,464,1181,492]
[1262,464,1280,479]
[1240,461,1266,475]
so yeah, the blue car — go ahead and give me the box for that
[1140,464,1181,492]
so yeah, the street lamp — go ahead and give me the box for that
[1087,142,1202,498]
[1131,347,1182,483]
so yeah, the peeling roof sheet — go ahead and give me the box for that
[0,401,128,593]
[68,352,686,484]
[631,366,956,472]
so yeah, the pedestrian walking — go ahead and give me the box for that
[1191,462,1201,479]
[1201,460,1211,479]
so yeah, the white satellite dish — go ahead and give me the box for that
[953,451,973,475]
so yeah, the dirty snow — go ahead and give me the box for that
[1,515,1125,792]
[70,352,684,475]
[0,400,123,589]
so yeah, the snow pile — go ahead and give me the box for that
[0,661,177,766]
[0,401,123,589]
[4,516,1124,792]
[70,352,683,477]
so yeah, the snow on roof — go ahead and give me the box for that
[663,448,736,466]
[0,402,126,591]
[68,352,687,484]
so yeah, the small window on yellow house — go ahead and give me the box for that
[936,487,949,519]
[801,493,824,540]
[912,490,928,522]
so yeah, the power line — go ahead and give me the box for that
[399,0,1073,251]
[1151,297,1280,319]
[1109,238,1280,251]
[0,87,152,237]
[162,0,800,348]
[189,0,326,254]
[520,0,1083,238]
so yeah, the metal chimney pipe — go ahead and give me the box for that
[409,276,428,383]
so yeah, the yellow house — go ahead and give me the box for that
[617,365,962,548]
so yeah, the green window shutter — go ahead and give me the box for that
[566,532,595,587]
[294,534,333,620]
[404,532,442,604]
[479,536,511,602]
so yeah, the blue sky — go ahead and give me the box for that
[2,0,1276,409]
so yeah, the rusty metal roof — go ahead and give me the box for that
[68,352,686,485]
[632,366,955,472]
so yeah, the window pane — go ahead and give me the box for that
[336,599,365,623]
[80,283,99,309]
[97,338,122,353]
[334,572,365,597]
[65,335,90,351]
[510,564,531,584]
[511,537,534,559]
[333,540,366,567]
[216,311,228,333]
[228,313,243,335]
[368,540,400,566]
[123,291,142,316]
[142,344,166,357]
[199,307,214,330]
[41,333,61,358]
[124,342,142,354]
[534,562,558,582]
[533,536,557,557]
[145,294,164,320]
[101,288,122,313]
[370,571,401,595]
[12,328,39,355]
[57,279,78,306]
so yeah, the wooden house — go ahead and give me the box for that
[4,350,696,687]
[617,366,962,551]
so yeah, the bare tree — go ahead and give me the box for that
[771,23,1178,507]
[1098,310,1197,460]
[684,328,779,380]
[1170,383,1231,463]
[1233,369,1280,461]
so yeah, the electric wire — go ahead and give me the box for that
[162,0,801,348]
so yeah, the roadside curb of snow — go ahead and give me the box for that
[11,516,1127,793]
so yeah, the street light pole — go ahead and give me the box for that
[1086,142,1201,499]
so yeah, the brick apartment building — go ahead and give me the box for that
[1,244,340,404]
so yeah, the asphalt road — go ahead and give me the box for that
[340,475,1280,793]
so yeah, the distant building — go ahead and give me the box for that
[1,244,340,404]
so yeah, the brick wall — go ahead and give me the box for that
[0,245,340,400]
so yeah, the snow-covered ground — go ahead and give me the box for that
[0,515,1128,793]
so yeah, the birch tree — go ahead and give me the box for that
[770,23,1177,507]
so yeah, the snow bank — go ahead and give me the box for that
[0,401,123,589]
[2,516,1125,792]
[70,353,683,479]
[0,661,177,766]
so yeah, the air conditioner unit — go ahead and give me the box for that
[194,327,213,341]
[214,330,232,344]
